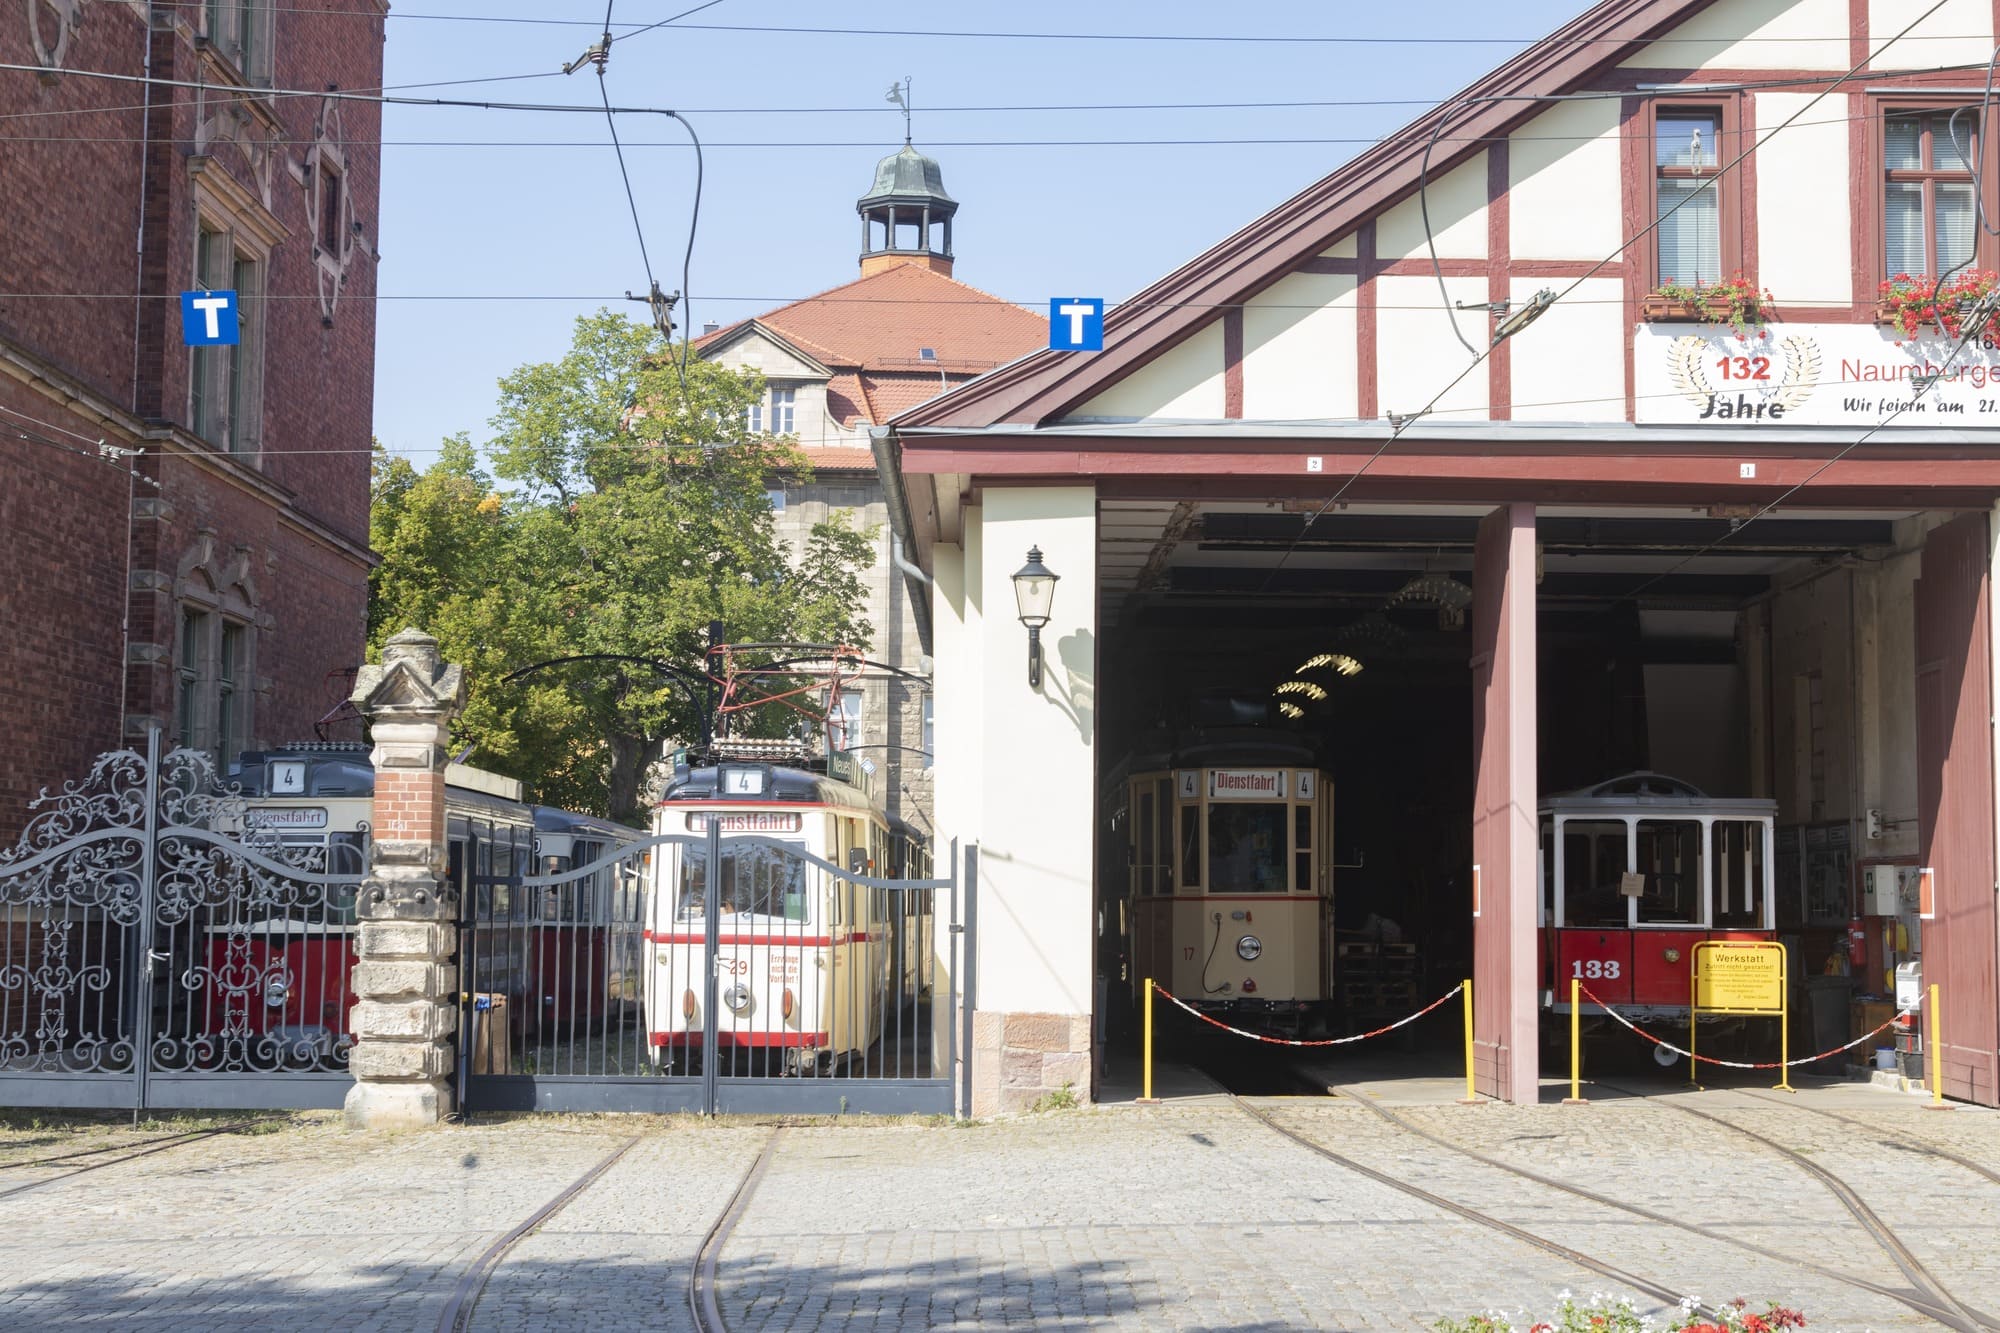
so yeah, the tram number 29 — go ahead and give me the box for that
[1571,959,1621,979]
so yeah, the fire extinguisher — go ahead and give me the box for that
[1848,917,1869,969]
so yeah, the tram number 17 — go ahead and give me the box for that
[1571,959,1621,979]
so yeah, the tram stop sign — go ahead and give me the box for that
[1692,940,1785,1014]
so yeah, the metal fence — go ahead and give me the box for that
[0,733,365,1111]
[461,825,971,1116]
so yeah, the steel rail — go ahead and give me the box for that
[1320,1083,1986,1331]
[1734,1088,2000,1188]
[1217,1091,1724,1321]
[435,1135,643,1333]
[689,1127,782,1333]
[0,1119,272,1201]
[1597,1082,1999,1333]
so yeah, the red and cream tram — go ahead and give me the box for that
[1540,772,1777,1045]
[1109,730,1336,1037]
[527,807,645,1029]
[644,752,927,1075]
[220,743,538,1053]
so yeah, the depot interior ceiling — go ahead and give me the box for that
[1100,500,1914,629]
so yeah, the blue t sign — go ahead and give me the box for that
[181,290,240,347]
[1048,297,1104,352]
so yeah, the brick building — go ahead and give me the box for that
[0,2,383,832]
[693,141,1044,832]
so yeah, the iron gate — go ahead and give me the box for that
[0,732,367,1111]
[460,826,973,1116]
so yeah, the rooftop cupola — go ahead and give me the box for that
[859,82,957,277]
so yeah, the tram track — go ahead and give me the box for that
[1734,1087,2000,1188]
[1312,1080,1992,1331]
[435,1135,642,1333]
[0,1119,276,1202]
[1597,1080,1999,1333]
[1216,1089,1731,1322]
[689,1127,783,1333]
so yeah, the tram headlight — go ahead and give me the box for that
[1236,935,1262,961]
[262,976,289,1009]
[723,983,753,1014]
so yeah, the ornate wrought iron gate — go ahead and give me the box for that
[0,733,366,1111]
[460,828,971,1116]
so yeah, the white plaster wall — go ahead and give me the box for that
[1074,321,1226,420]
[1757,93,1850,304]
[1509,99,1623,261]
[1871,0,1993,70]
[1376,155,1487,263]
[1621,0,1848,70]
[1241,271,1358,421]
[1508,276,1624,421]
[972,487,1097,1016]
[1376,275,1491,422]
[1322,233,1358,260]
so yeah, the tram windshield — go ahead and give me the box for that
[677,840,810,922]
[1207,803,1288,893]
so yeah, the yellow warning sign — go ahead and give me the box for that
[1692,941,1786,1015]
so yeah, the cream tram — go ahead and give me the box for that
[1540,772,1777,1050]
[1110,731,1335,1037]
[644,755,926,1075]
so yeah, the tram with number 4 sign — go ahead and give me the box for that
[1538,772,1778,1060]
[642,751,929,1076]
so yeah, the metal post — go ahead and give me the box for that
[1458,978,1477,1103]
[1136,978,1159,1104]
[1773,951,1793,1093]
[130,726,163,1119]
[1926,982,1952,1110]
[701,817,721,1115]
[1563,976,1585,1104]
[959,843,977,1119]
[1689,984,1700,1090]
[945,836,958,1114]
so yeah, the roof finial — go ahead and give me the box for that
[885,75,912,146]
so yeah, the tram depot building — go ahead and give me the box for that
[881,0,2000,1113]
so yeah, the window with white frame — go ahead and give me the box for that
[744,397,763,433]
[178,606,252,767]
[190,222,265,455]
[204,0,272,83]
[769,386,796,434]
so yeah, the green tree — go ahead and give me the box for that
[369,312,876,822]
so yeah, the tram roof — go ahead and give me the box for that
[1540,771,1776,818]
[660,762,878,812]
[531,806,642,841]
[1115,726,1322,777]
[231,744,534,817]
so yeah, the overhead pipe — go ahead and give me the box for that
[870,426,934,655]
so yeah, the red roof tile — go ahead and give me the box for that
[695,261,1043,379]
[796,444,878,472]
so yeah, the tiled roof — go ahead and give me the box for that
[694,261,1044,378]
[824,372,869,427]
[795,444,878,472]
[860,373,954,423]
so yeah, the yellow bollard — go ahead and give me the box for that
[1458,978,1478,1104]
[1925,982,1952,1111]
[1562,977,1586,1104]
[1136,978,1160,1105]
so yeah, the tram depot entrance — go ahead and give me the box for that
[1091,500,1999,1105]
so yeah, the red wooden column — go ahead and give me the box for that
[1915,511,1999,1106]
[1470,504,1539,1103]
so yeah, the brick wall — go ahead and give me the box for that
[0,3,382,839]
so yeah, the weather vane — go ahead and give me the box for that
[885,76,912,146]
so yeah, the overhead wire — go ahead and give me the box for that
[1252,0,1959,594]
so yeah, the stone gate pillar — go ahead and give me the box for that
[346,628,466,1129]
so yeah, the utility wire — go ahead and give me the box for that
[1254,0,1958,593]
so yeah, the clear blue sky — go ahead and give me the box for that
[372,1,1590,462]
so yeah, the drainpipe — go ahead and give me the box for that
[870,425,933,656]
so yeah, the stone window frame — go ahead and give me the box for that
[305,96,361,326]
[186,165,284,459]
[174,551,260,769]
[201,0,275,87]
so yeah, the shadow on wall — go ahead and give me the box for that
[1045,628,1095,744]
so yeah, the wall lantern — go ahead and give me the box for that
[1011,545,1060,688]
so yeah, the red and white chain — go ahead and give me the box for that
[1154,982,1463,1048]
[1576,982,1913,1070]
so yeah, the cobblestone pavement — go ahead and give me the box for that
[0,1078,1992,1330]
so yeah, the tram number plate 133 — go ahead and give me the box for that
[1570,959,1622,979]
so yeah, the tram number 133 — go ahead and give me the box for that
[1571,959,1622,979]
